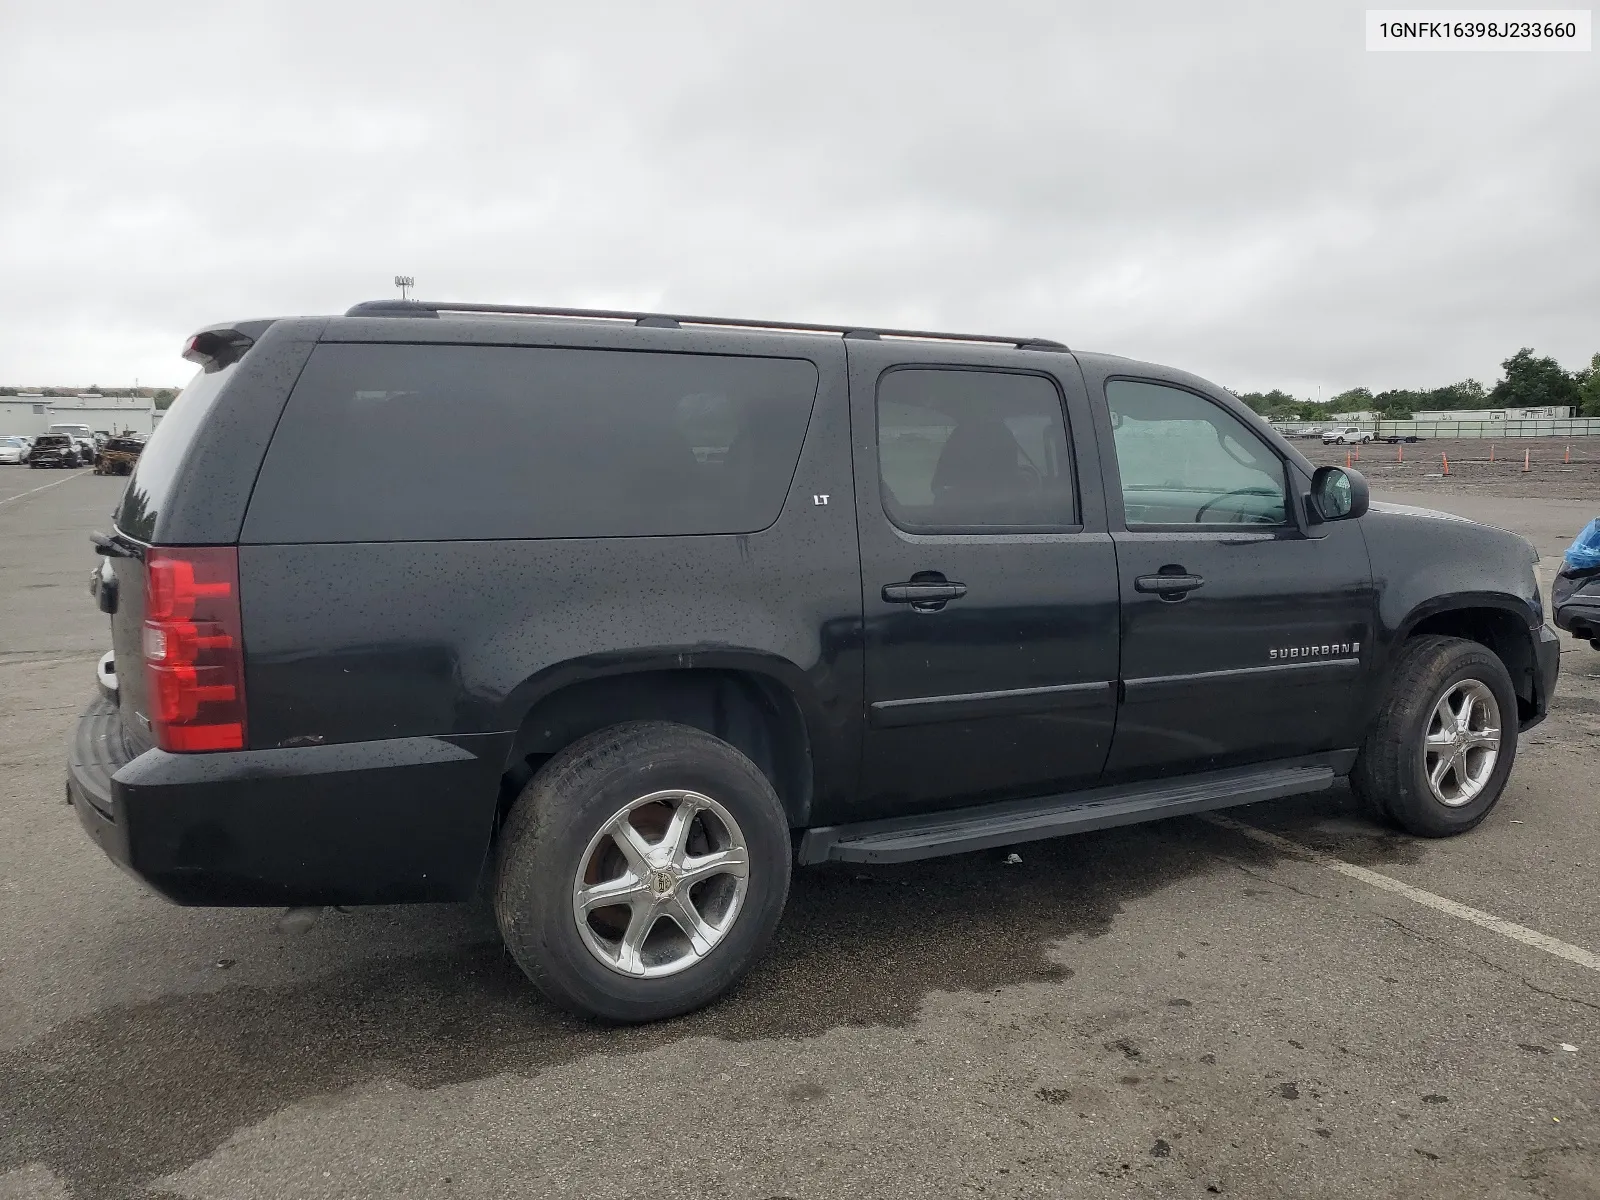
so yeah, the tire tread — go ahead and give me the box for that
[493,720,789,1022]
[1351,635,1517,837]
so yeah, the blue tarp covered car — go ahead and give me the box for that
[1552,518,1600,648]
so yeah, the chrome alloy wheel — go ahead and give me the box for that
[571,789,750,978]
[1423,679,1501,807]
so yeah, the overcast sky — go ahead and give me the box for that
[2,0,1595,396]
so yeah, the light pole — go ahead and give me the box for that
[395,276,415,300]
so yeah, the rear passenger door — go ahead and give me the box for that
[849,341,1120,819]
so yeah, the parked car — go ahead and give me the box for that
[68,300,1560,1023]
[27,432,83,468]
[0,435,29,464]
[93,434,145,476]
[1322,426,1372,445]
[1553,519,1600,650]
[48,423,98,464]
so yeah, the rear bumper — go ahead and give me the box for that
[66,695,510,906]
[1552,570,1600,639]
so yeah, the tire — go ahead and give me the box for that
[494,720,792,1023]
[1351,635,1519,837]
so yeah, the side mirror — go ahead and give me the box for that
[1308,466,1369,523]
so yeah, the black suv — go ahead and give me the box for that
[28,432,83,468]
[69,300,1560,1022]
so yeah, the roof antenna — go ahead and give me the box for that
[394,275,415,300]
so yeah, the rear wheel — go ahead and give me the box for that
[1352,635,1518,836]
[494,721,792,1022]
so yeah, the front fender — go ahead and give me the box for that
[1361,503,1545,719]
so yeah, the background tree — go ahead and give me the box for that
[1233,388,1302,418]
[1330,387,1373,412]
[154,389,177,410]
[1576,352,1600,418]
[1488,348,1581,411]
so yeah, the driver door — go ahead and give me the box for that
[1090,375,1376,779]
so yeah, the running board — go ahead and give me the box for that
[797,764,1335,865]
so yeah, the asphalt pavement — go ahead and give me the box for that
[2,469,1597,1200]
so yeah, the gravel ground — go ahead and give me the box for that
[1,468,1597,1200]
[1300,436,1600,503]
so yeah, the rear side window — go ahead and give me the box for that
[242,344,819,542]
[876,368,1075,531]
[116,364,237,543]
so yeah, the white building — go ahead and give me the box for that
[0,395,51,435]
[1411,406,1576,422]
[0,393,156,437]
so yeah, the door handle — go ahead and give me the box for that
[1134,572,1204,596]
[882,579,968,610]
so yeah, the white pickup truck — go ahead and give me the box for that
[1321,425,1373,445]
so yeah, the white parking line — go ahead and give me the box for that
[1204,814,1600,974]
[0,468,92,507]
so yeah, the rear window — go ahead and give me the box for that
[242,343,819,543]
[116,364,237,542]
[34,435,70,447]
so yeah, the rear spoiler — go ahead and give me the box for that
[181,319,277,368]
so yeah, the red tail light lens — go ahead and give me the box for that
[143,547,247,752]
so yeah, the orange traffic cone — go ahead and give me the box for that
[1442,453,1450,475]
[1523,449,1531,472]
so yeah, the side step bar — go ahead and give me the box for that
[797,764,1335,865]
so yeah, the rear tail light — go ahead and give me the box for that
[143,547,247,752]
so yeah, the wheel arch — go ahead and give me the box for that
[1394,598,1539,724]
[497,655,819,831]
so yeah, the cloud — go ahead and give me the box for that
[2,0,1596,391]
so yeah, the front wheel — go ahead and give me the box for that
[1351,635,1518,836]
[495,721,792,1022]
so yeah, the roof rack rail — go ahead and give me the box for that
[342,299,1068,351]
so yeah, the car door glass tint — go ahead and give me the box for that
[877,369,1074,530]
[1106,380,1287,526]
[242,344,818,542]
